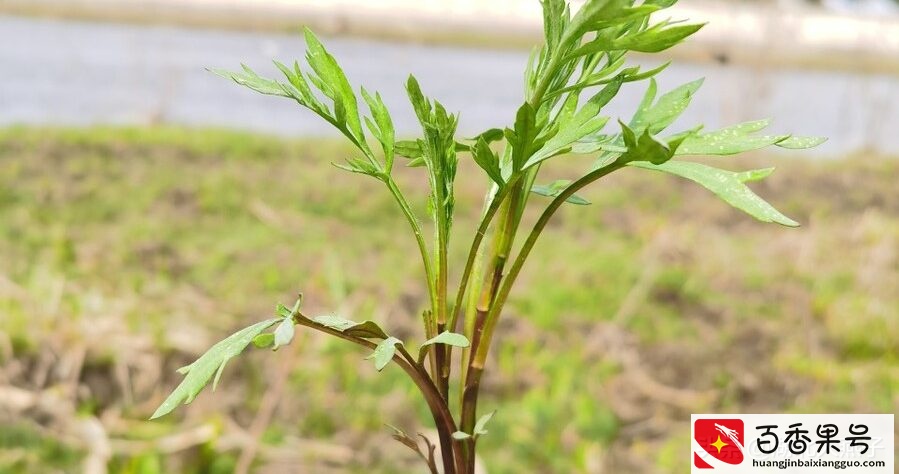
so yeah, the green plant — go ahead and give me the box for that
[151,1,823,471]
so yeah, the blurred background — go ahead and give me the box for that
[0,1,896,473]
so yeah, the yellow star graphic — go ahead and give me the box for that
[710,435,729,453]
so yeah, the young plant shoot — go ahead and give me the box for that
[152,1,824,472]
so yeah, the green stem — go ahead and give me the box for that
[472,162,625,367]
[385,177,438,331]
[385,176,442,387]
[436,228,450,398]
[447,178,520,335]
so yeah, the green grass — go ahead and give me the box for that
[0,126,896,473]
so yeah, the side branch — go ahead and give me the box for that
[292,315,462,474]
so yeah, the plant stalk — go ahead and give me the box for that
[472,162,625,367]
[293,316,463,474]
[385,176,443,386]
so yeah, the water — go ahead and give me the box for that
[2,15,897,155]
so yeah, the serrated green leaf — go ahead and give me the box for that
[775,136,827,149]
[405,75,431,124]
[473,410,496,436]
[361,87,395,170]
[617,23,705,52]
[365,337,402,371]
[272,318,295,351]
[531,180,591,205]
[404,76,459,236]
[672,120,825,155]
[210,66,287,97]
[618,121,689,165]
[395,140,424,160]
[570,22,704,58]
[471,138,504,186]
[252,333,275,349]
[273,60,326,115]
[574,80,699,167]
[590,4,662,29]
[508,103,538,172]
[304,28,366,147]
[333,157,382,177]
[628,160,799,227]
[631,78,704,135]
[566,0,624,40]
[674,120,786,155]
[526,76,621,168]
[151,318,280,419]
[541,0,567,53]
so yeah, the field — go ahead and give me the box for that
[0,127,896,473]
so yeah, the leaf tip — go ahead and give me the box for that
[779,217,801,228]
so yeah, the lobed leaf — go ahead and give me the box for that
[333,157,382,177]
[775,136,827,149]
[151,318,280,419]
[616,22,705,53]
[405,75,432,124]
[565,0,625,42]
[541,0,569,54]
[628,160,799,226]
[631,78,704,135]
[507,103,539,172]
[210,65,288,97]
[574,78,702,162]
[471,138,504,186]
[396,140,424,160]
[361,87,396,170]
[675,120,826,156]
[303,29,366,147]
[525,76,622,168]
[571,21,704,58]
[618,120,691,165]
[274,60,327,115]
